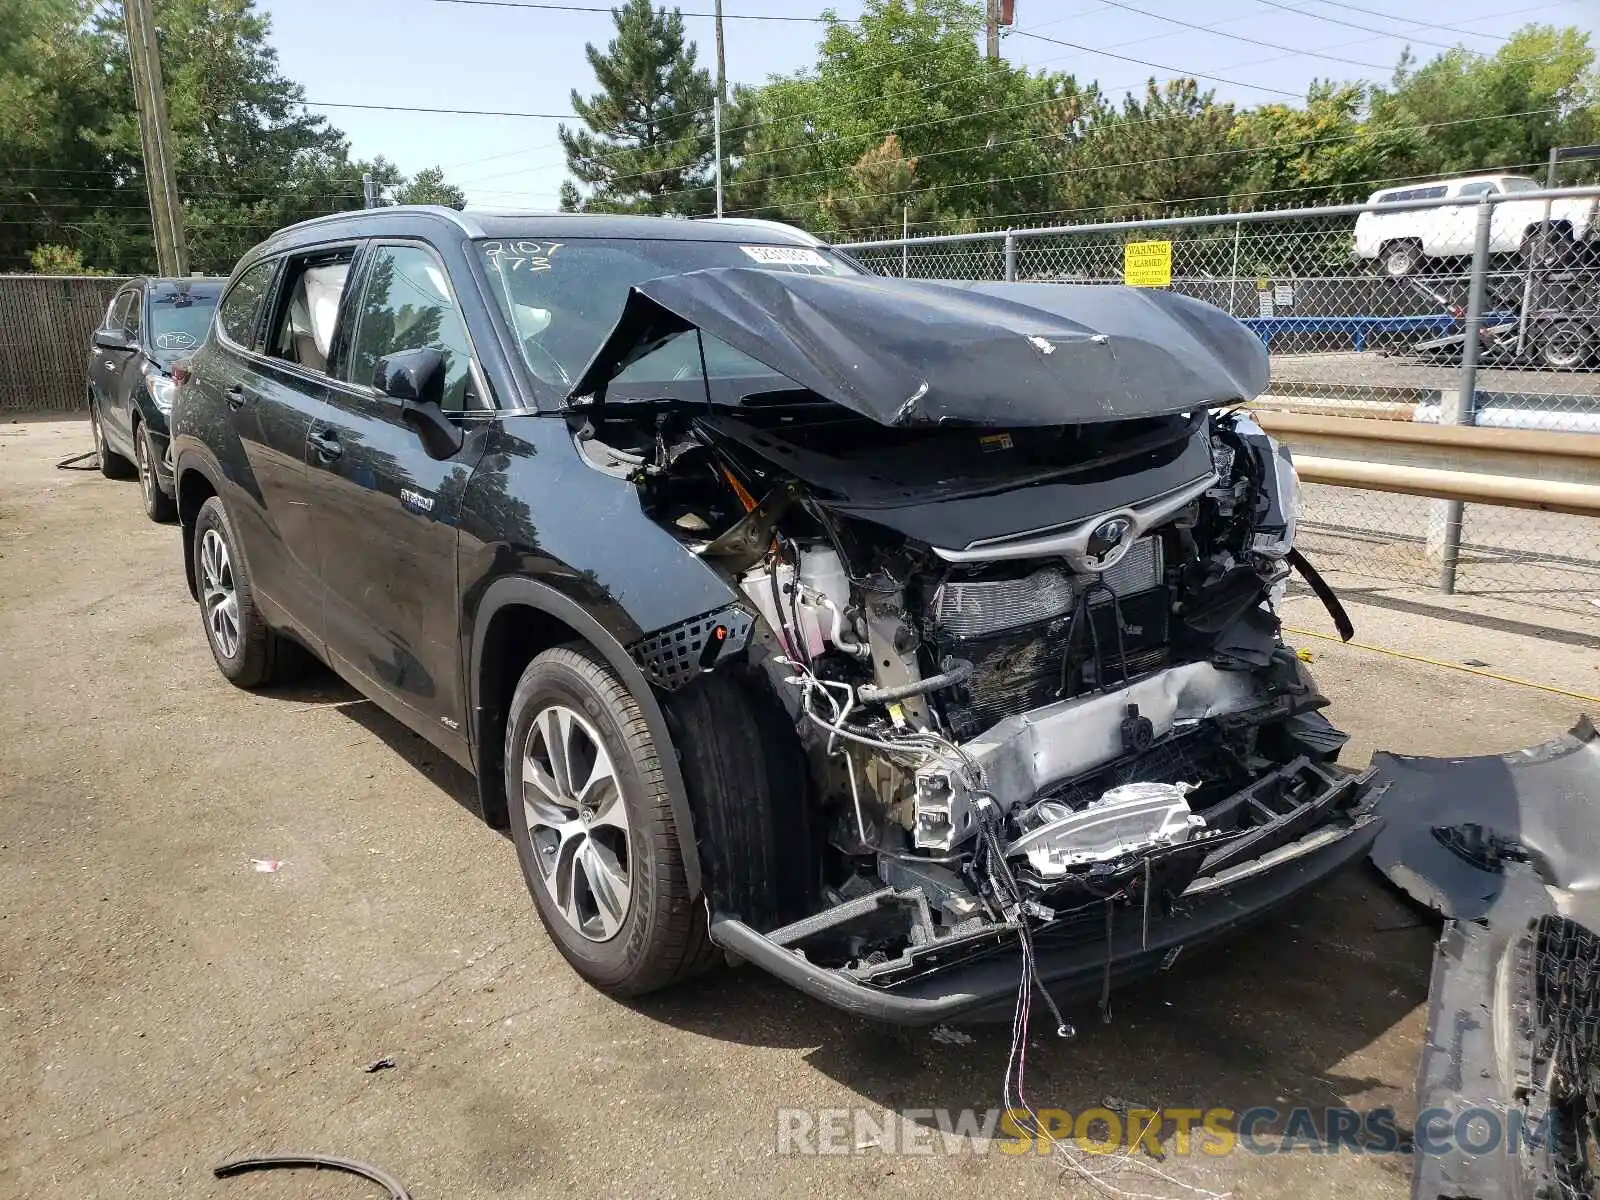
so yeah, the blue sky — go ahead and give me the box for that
[262,0,1600,209]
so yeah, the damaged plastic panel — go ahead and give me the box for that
[1414,867,1599,1200]
[587,271,1374,1023]
[1369,717,1600,928]
[1370,720,1600,1200]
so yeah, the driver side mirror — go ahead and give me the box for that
[93,328,134,351]
[374,347,464,459]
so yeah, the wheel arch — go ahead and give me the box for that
[175,457,221,601]
[469,576,703,898]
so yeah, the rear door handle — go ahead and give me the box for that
[308,428,342,463]
[225,385,252,411]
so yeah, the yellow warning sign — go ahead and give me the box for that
[1123,240,1172,287]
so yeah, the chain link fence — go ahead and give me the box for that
[840,189,1600,622]
[0,274,127,413]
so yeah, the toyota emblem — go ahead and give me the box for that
[1084,517,1135,571]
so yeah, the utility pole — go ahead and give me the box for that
[713,97,724,220]
[713,0,726,102]
[363,173,378,209]
[123,0,187,277]
[986,0,1000,61]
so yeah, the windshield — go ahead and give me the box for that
[1501,176,1542,193]
[475,236,857,392]
[147,285,221,361]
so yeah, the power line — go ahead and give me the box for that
[1296,0,1534,40]
[1008,29,1302,97]
[453,0,1549,190]
[431,0,847,20]
[302,100,574,118]
[456,7,1313,189]
[1247,0,1489,50]
[1088,0,1402,71]
[552,8,1518,201]
[436,2,1113,175]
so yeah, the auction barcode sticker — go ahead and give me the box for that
[740,245,831,268]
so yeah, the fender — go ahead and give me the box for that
[172,441,227,601]
[468,575,703,898]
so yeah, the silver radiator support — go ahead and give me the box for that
[909,661,1266,851]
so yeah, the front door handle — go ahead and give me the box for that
[225,385,251,411]
[308,428,342,463]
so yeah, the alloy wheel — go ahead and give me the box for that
[1542,326,1591,371]
[521,704,633,942]
[199,528,241,659]
[135,430,155,506]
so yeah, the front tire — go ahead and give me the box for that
[1381,240,1422,277]
[89,399,133,479]
[134,421,176,523]
[192,496,301,687]
[505,647,716,996]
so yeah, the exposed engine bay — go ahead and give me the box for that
[583,392,1374,1013]
[571,269,1379,1020]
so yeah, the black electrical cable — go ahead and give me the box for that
[214,1154,410,1200]
[973,796,1074,1039]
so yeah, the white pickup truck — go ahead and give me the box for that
[1353,174,1599,276]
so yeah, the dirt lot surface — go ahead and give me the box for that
[0,416,1587,1200]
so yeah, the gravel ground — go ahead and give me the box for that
[0,417,1586,1200]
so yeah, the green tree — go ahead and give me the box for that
[1227,82,1420,210]
[395,166,466,209]
[27,243,111,274]
[1374,26,1600,181]
[559,0,716,214]
[819,135,936,241]
[726,0,1059,235]
[0,0,463,274]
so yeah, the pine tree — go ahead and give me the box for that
[558,0,716,215]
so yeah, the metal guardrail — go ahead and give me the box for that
[1253,410,1600,516]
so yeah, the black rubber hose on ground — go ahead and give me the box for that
[213,1153,411,1200]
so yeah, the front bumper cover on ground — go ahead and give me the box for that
[710,764,1383,1026]
[1367,718,1600,1200]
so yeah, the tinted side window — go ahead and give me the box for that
[347,244,478,412]
[124,288,142,338]
[267,253,353,376]
[104,291,132,330]
[1456,181,1497,196]
[1419,186,1448,200]
[218,260,277,350]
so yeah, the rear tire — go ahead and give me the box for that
[505,647,718,996]
[1381,240,1422,277]
[89,399,133,479]
[192,496,302,687]
[134,420,176,523]
[1538,320,1594,371]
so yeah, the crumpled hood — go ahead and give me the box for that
[567,268,1270,426]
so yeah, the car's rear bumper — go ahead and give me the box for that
[710,773,1383,1026]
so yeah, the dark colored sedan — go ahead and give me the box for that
[87,277,222,521]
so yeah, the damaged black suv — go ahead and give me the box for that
[171,206,1379,1023]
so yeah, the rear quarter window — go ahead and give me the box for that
[217,260,278,351]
